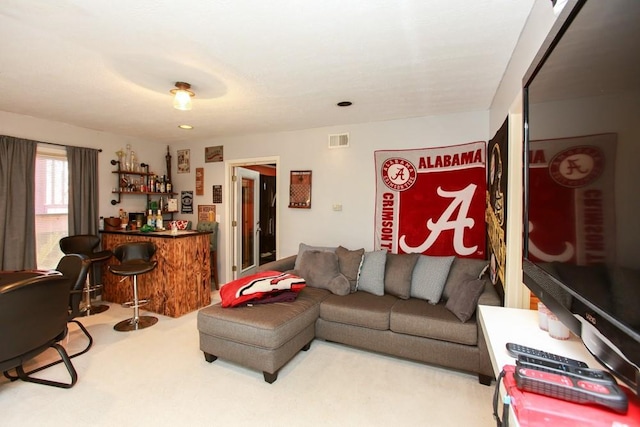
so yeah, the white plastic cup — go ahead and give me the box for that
[537,301,550,331]
[548,313,570,340]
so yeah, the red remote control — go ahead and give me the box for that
[514,366,628,413]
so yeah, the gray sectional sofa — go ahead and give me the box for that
[197,245,502,384]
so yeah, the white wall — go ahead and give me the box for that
[1,109,488,284]
[171,111,488,283]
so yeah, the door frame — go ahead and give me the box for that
[224,156,280,282]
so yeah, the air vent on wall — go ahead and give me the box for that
[328,133,349,149]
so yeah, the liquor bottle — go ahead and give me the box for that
[156,210,163,230]
[147,209,155,228]
[149,175,155,193]
[166,178,172,193]
[159,176,165,193]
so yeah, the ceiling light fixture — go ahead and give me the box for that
[178,124,193,130]
[170,82,195,111]
[337,101,352,107]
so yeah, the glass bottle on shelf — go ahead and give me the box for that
[156,210,163,230]
[147,209,155,228]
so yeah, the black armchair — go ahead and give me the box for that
[57,254,94,356]
[0,271,78,388]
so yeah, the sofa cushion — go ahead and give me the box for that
[356,250,387,296]
[390,298,477,345]
[410,255,455,304]
[293,242,337,271]
[445,274,486,322]
[335,246,365,293]
[384,253,419,299]
[320,291,397,331]
[442,257,489,300]
[297,250,350,296]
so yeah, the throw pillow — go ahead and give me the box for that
[335,246,365,293]
[442,258,489,301]
[293,242,337,271]
[410,255,455,304]
[445,273,486,322]
[384,253,419,299]
[297,250,350,296]
[356,250,387,296]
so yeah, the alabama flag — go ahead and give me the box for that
[374,141,486,258]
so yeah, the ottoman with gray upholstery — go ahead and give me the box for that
[197,287,329,383]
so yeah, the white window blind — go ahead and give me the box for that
[35,145,68,269]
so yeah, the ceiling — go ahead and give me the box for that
[0,0,536,144]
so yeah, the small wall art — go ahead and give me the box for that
[198,205,216,222]
[196,167,204,195]
[212,185,223,204]
[289,170,312,209]
[205,145,224,163]
[181,191,193,213]
[177,149,190,173]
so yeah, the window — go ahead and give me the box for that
[35,146,68,269]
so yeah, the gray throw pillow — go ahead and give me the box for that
[442,257,489,300]
[293,242,337,271]
[384,253,419,299]
[335,246,365,293]
[445,273,486,322]
[297,250,350,296]
[410,255,455,304]
[356,250,387,296]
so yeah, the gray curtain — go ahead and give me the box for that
[0,136,37,270]
[67,146,100,235]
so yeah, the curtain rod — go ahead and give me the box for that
[40,141,102,152]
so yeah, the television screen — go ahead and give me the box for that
[523,0,640,393]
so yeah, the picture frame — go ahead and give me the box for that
[198,205,216,222]
[205,145,224,163]
[177,149,190,173]
[288,170,312,209]
[195,167,204,195]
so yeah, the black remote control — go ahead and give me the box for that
[506,342,589,368]
[516,355,617,384]
[514,365,628,413]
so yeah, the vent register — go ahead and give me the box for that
[328,133,349,148]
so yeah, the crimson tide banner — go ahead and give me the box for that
[374,141,486,258]
[528,134,616,265]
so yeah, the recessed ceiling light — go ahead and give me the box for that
[178,124,193,130]
[337,101,352,107]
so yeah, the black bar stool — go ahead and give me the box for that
[59,235,112,315]
[108,242,158,332]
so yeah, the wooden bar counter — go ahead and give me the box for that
[100,229,211,318]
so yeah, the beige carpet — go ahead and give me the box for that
[0,292,496,426]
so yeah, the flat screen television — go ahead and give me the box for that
[522,0,640,394]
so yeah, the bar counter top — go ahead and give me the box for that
[100,229,210,238]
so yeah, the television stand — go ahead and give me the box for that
[478,305,603,427]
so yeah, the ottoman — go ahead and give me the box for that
[197,287,329,383]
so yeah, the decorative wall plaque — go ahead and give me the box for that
[289,170,312,209]
[212,185,223,204]
[177,149,190,173]
[198,205,216,222]
[180,191,193,213]
[205,145,224,163]
[195,167,204,195]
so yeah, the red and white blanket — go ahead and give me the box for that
[220,271,306,308]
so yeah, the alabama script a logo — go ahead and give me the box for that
[399,183,478,256]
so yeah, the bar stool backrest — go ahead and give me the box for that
[114,242,156,264]
[59,235,101,256]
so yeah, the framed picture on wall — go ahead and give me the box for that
[177,149,190,173]
[205,145,224,163]
[288,170,312,209]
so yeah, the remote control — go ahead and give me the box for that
[506,342,589,368]
[514,366,628,413]
[516,355,617,384]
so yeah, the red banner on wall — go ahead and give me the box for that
[374,141,486,258]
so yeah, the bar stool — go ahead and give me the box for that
[108,242,158,332]
[59,235,112,315]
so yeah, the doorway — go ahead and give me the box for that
[225,157,279,281]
